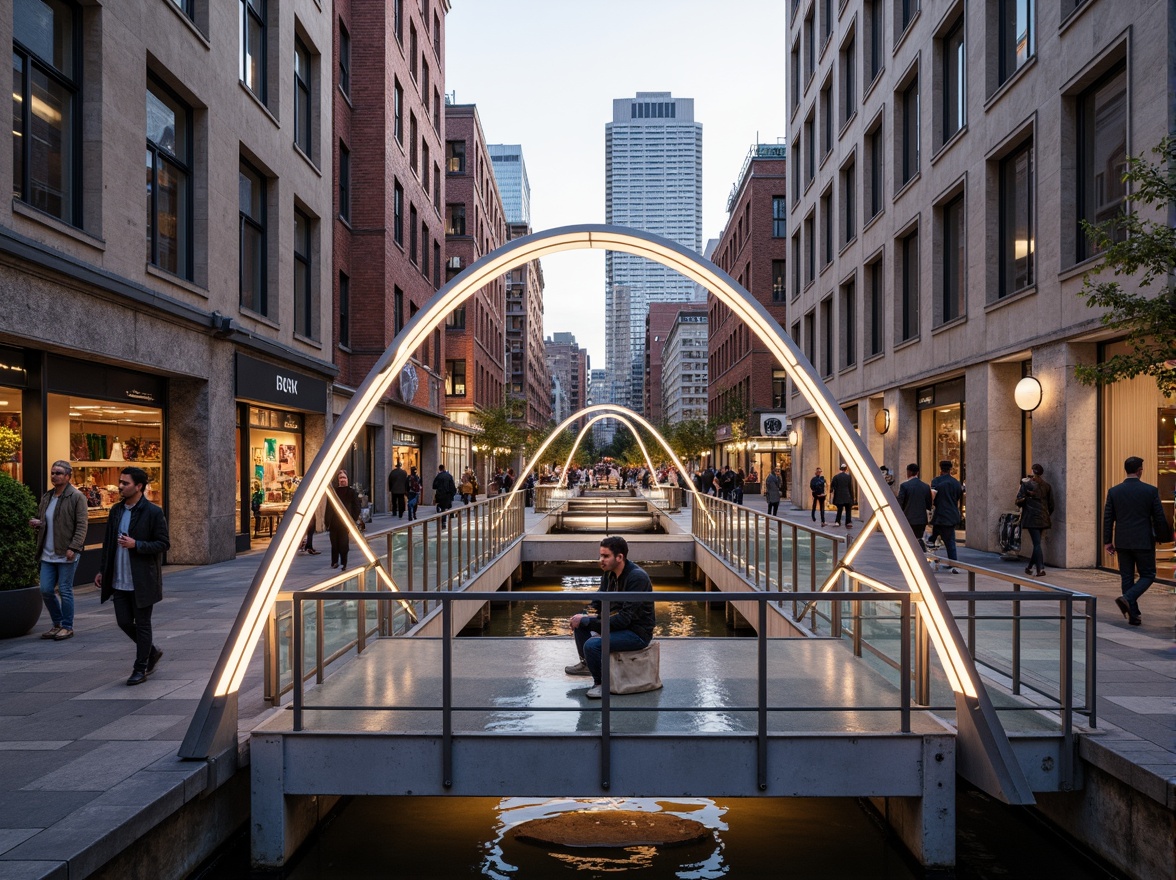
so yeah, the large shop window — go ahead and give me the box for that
[0,386,23,483]
[241,407,303,538]
[57,395,164,522]
[917,380,966,528]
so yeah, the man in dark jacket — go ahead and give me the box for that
[94,467,170,685]
[387,462,409,518]
[930,460,964,572]
[433,464,457,528]
[809,467,827,524]
[896,463,933,551]
[830,463,855,528]
[1103,456,1172,625]
[566,536,656,699]
[29,460,89,640]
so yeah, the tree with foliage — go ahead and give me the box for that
[1076,137,1176,396]
[472,401,526,454]
[664,418,711,465]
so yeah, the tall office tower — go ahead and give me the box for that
[504,222,551,431]
[589,368,613,446]
[604,91,703,413]
[487,145,531,226]
[662,309,709,425]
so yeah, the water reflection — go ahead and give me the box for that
[481,797,728,879]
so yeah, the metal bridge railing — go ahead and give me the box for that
[263,493,525,704]
[286,589,920,792]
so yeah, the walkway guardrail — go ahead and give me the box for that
[286,589,920,792]
[263,494,524,704]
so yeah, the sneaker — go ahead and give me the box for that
[585,685,603,699]
[565,660,591,676]
[147,647,163,674]
[307,548,321,555]
[126,671,147,686]
[949,568,961,574]
[41,626,62,640]
[53,628,74,641]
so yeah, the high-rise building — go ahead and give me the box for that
[644,302,689,425]
[589,368,612,446]
[335,0,451,508]
[785,0,1170,569]
[444,103,507,468]
[662,310,709,425]
[504,222,551,431]
[605,91,703,413]
[487,145,531,226]
[708,143,789,479]
[546,333,590,427]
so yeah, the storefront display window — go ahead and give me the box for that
[0,385,23,483]
[393,430,422,476]
[246,407,303,541]
[442,429,468,473]
[918,379,966,528]
[55,395,165,522]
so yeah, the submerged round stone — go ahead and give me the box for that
[511,810,709,848]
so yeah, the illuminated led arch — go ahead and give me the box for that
[179,225,1032,804]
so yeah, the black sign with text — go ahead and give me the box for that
[235,353,327,412]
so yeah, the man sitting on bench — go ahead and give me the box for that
[565,536,655,699]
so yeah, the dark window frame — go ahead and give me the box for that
[941,17,965,144]
[1075,63,1127,262]
[940,194,965,323]
[240,0,267,103]
[239,159,268,316]
[772,196,787,238]
[338,271,350,348]
[146,74,194,279]
[998,139,1035,298]
[338,142,350,222]
[294,208,314,339]
[338,21,350,96]
[294,35,312,158]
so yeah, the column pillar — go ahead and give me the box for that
[964,362,1023,553]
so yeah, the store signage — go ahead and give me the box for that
[916,387,935,409]
[760,413,788,436]
[0,346,27,386]
[47,355,165,403]
[399,363,420,403]
[282,413,301,430]
[235,354,327,412]
[394,430,419,446]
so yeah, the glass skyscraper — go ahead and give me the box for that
[487,144,530,226]
[604,92,703,414]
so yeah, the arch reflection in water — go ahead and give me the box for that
[482,797,728,880]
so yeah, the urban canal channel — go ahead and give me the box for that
[195,569,1119,879]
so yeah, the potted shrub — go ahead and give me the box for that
[0,471,42,638]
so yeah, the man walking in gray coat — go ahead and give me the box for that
[1103,456,1172,626]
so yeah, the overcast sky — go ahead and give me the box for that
[445,0,787,369]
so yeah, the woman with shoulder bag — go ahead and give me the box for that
[1016,463,1055,577]
[324,470,361,571]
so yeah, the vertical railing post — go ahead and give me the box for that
[1086,597,1098,728]
[852,577,862,657]
[1012,582,1022,695]
[315,597,325,684]
[442,595,453,788]
[791,524,799,619]
[292,596,304,732]
[757,596,768,791]
[1060,597,1074,789]
[899,594,911,733]
[966,569,976,658]
[263,608,275,705]
[600,598,611,791]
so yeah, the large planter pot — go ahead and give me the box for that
[0,585,43,639]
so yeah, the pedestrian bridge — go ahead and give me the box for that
[175,227,1095,870]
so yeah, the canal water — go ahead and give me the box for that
[193,570,1119,879]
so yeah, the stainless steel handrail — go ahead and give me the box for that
[288,588,917,793]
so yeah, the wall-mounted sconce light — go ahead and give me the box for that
[787,429,799,446]
[1014,376,1042,412]
[874,408,891,435]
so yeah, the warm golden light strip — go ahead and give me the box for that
[323,488,417,621]
[555,414,657,488]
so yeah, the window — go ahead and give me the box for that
[940,194,965,323]
[394,286,404,334]
[1076,64,1127,261]
[294,209,314,339]
[804,110,816,185]
[338,272,350,348]
[804,9,815,81]
[772,196,787,237]
[446,140,465,173]
[867,124,884,219]
[294,37,312,158]
[446,305,466,329]
[821,188,833,267]
[339,22,350,97]
[240,0,266,102]
[409,24,418,81]
[898,0,918,33]
[841,35,856,126]
[900,75,920,186]
[421,59,430,105]
[239,161,267,315]
[841,279,857,369]
[772,369,787,408]
[433,164,441,211]
[12,0,80,224]
[433,240,441,288]
[790,40,801,113]
[867,259,884,356]
[447,204,465,236]
[420,222,429,277]
[446,359,466,396]
[433,13,441,57]
[841,160,856,245]
[998,0,1034,85]
[338,143,350,222]
[867,0,884,81]
[820,78,833,158]
[821,0,833,45]
[900,230,919,341]
[393,181,404,245]
[941,18,965,143]
[171,0,194,19]
[772,260,787,302]
[791,232,801,296]
[999,140,1034,297]
[409,113,418,172]
[146,77,192,279]
[409,204,418,264]
[433,88,441,133]
[393,0,403,44]
[804,212,815,284]
[394,79,403,146]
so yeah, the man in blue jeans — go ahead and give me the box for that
[29,460,89,640]
[565,536,656,699]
